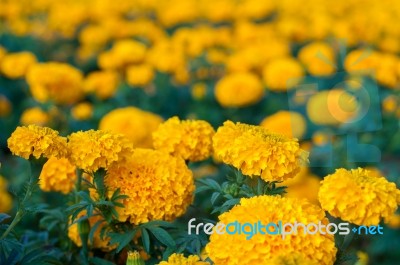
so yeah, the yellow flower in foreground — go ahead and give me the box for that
[26,62,84,105]
[68,210,115,251]
[215,72,264,107]
[260,111,306,139]
[105,149,194,224]
[153,117,215,162]
[83,70,119,100]
[7,125,68,159]
[319,168,400,226]
[71,102,93,121]
[99,107,163,148]
[0,51,37,79]
[206,196,337,265]
[298,42,336,76]
[39,157,77,194]
[262,57,304,91]
[213,121,308,181]
[158,254,209,265]
[269,253,319,265]
[20,107,49,126]
[126,64,154,87]
[68,130,133,172]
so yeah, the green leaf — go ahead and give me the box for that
[89,220,104,245]
[141,228,150,253]
[210,192,220,205]
[109,229,137,253]
[148,227,176,248]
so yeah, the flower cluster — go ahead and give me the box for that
[39,157,77,194]
[158,254,209,265]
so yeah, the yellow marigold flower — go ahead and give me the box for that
[0,175,12,213]
[260,111,306,139]
[382,95,398,113]
[68,130,133,172]
[191,83,207,100]
[153,117,215,162]
[105,148,194,224]
[355,251,369,265]
[319,168,400,226]
[269,253,318,265]
[206,196,337,265]
[298,42,336,76]
[126,64,154,87]
[0,51,37,79]
[344,49,379,74]
[0,46,6,61]
[83,70,119,100]
[68,210,115,251]
[71,102,93,121]
[99,107,163,148]
[262,57,304,91]
[7,125,68,159]
[213,121,308,181]
[215,72,264,107]
[158,253,209,265]
[39,157,77,194]
[385,213,400,229]
[20,107,49,126]
[0,95,12,117]
[26,62,84,105]
[306,89,359,125]
[98,39,147,70]
[285,174,321,205]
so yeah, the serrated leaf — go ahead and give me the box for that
[148,227,175,248]
[210,192,220,205]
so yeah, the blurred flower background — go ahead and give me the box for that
[0,0,399,264]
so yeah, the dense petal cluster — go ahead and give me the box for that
[158,254,209,265]
[26,62,84,105]
[153,116,215,162]
[105,148,195,224]
[39,157,77,194]
[214,72,264,107]
[99,107,163,148]
[319,168,400,226]
[213,121,308,181]
[269,254,319,265]
[68,130,133,172]
[7,125,68,159]
[206,195,337,265]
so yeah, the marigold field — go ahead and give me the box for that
[1,0,400,264]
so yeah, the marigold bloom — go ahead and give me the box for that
[99,107,163,148]
[153,117,215,162]
[344,49,379,74]
[298,42,336,76]
[83,70,119,100]
[319,168,400,226]
[126,64,154,87]
[0,51,37,79]
[68,210,115,251]
[26,62,84,105]
[206,196,337,265]
[213,121,308,181]
[105,149,194,224]
[71,102,93,121]
[158,254,209,265]
[215,72,264,107]
[260,111,306,139]
[262,57,304,91]
[68,130,133,172]
[269,253,319,265]
[39,157,77,194]
[20,107,49,126]
[8,125,68,159]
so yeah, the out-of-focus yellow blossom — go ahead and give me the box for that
[213,121,308,181]
[285,174,321,205]
[0,47,6,61]
[0,95,12,117]
[262,57,304,91]
[98,39,147,70]
[147,40,186,73]
[126,64,154,87]
[306,89,359,125]
[68,210,115,251]
[153,116,215,162]
[7,125,68,159]
[71,102,93,121]
[83,70,119,100]
[0,51,37,79]
[355,251,369,265]
[385,213,400,229]
[374,53,400,89]
[382,95,398,113]
[156,0,198,27]
[298,42,336,76]
[68,130,133,172]
[312,131,331,146]
[20,107,49,126]
[206,195,337,265]
[268,253,319,265]
[158,253,209,265]
[319,168,400,226]
[344,49,379,74]
[39,157,77,194]
[215,72,264,107]
[105,148,195,224]
[191,83,207,100]
[260,111,306,139]
[26,62,84,105]
[78,24,110,50]
[0,175,13,213]
[99,107,163,148]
